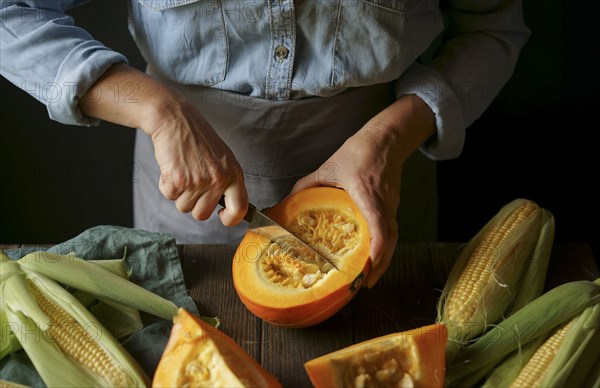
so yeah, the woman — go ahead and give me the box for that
[0,0,530,287]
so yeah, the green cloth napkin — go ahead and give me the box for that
[1,225,199,387]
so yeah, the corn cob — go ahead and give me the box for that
[446,278,600,386]
[481,285,600,388]
[17,251,219,327]
[1,260,150,387]
[436,199,549,361]
[480,335,545,388]
[528,295,599,387]
[510,321,574,387]
[18,251,178,320]
[2,255,143,358]
[2,249,218,362]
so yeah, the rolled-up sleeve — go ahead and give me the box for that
[396,0,531,160]
[0,1,128,126]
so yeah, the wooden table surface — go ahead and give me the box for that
[176,242,599,388]
[2,242,597,386]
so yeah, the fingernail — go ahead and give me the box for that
[371,255,380,268]
[366,278,376,289]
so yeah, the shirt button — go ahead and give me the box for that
[276,45,289,62]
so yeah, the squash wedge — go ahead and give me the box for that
[304,323,447,388]
[153,308,281,387]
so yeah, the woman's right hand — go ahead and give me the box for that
[147,98,248,226]
[79,64,248,226]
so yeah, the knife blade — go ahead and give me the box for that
[218,196,340,270]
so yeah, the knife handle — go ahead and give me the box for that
[218,195,256,224]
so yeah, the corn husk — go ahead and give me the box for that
[0,379,30,388]
[2,255,144,358]
[480,336,545,387]
[481,289,599,387]
[437,199,553,362]
[0,308,22,360]
[538,298,600,386]
[446,278,600,385]
[70,258,143,339]
[18,251,178,320]
[17,251,220,328]
[1,260,150,387]
[507,209,555,314]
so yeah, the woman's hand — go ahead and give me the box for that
[79,64,248,225]
[290,94,436,288]
[147,98,247,226]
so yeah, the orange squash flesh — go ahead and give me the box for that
[152,308,281,388]
[304,323,448,388]
[232,187,371,327]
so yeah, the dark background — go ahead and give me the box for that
[1,2,598,263]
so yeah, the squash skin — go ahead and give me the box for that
[152,308,281,388]
[304,323,448,388]
[232,187,371,327]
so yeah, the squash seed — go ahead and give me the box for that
[354,373,371,388]
[337,346,418,388]
[184,360,209,380]
[259,209,359,289]
[399,373,415,388]
[375,368,395,382]
[291,210,359,258]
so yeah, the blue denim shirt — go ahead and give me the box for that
[0,0,530,160]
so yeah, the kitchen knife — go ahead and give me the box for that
[218,196,339,270]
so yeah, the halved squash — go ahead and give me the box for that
[152,308,281,388]
[304,323,448,388]
[232,187,371,327]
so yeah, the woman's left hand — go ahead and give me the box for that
[290,94,436,288]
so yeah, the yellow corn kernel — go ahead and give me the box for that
[27,281,129,387]
[445,200,540,325]
[511,320,574,387]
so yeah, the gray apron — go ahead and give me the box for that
[134,69,437,244]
